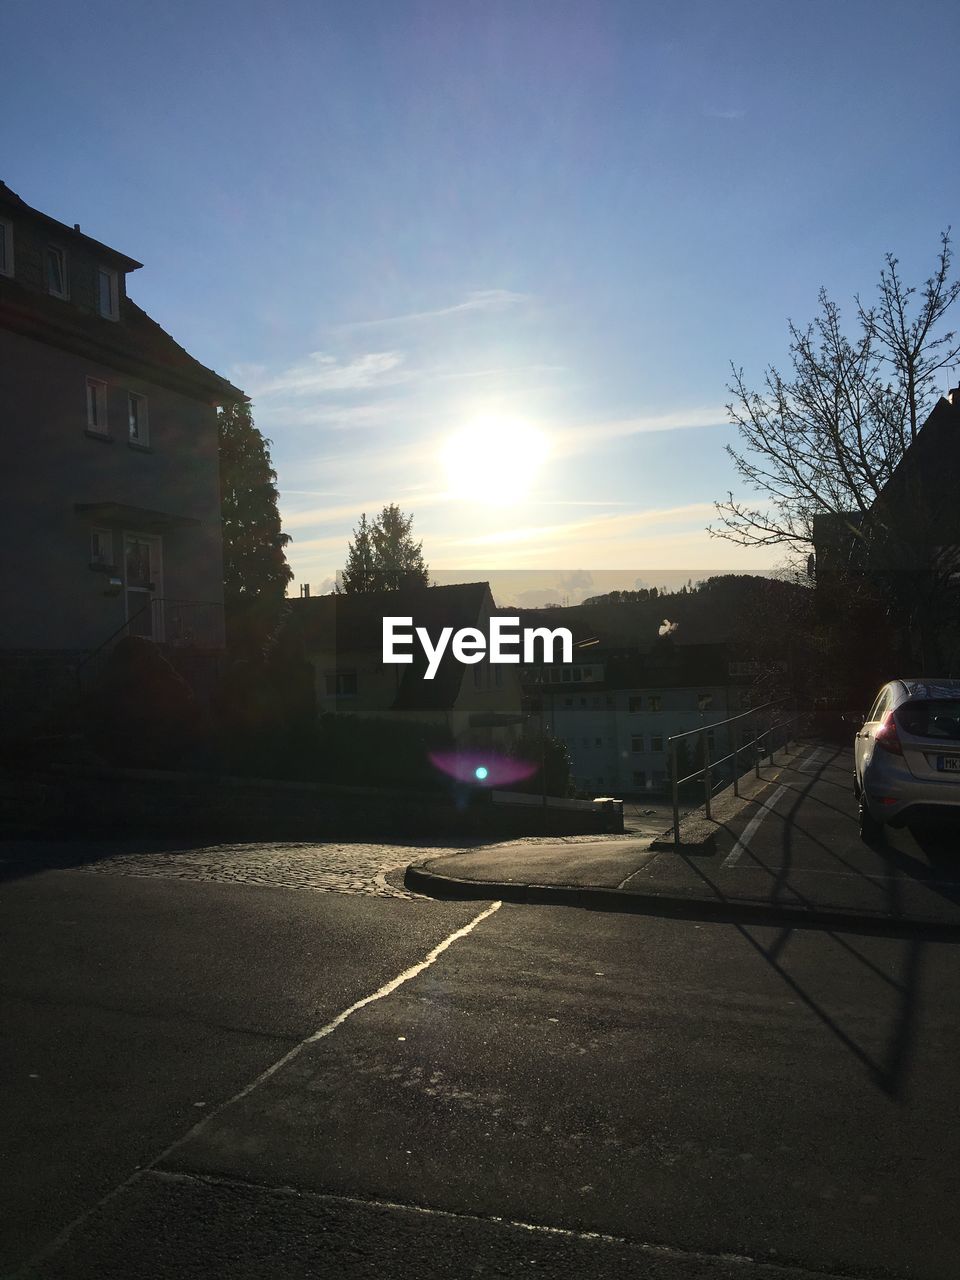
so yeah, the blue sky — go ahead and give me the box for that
[5,0,960,595]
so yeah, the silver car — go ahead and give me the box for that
[853,679,960,842]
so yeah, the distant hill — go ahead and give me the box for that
[519,574,810,652]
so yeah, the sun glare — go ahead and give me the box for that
[441,415,548,503]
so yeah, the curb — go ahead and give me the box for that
[403,863,960,939]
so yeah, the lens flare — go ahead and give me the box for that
[428,750,538,787]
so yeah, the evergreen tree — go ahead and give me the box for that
[340,504,429,592]
[339,513,376,593]
[218,401,293,654]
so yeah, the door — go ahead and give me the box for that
[123,532,163,641]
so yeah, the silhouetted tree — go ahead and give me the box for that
[219,402,293,655]
[711,234,960,557]
[340,504,428,592]
[339,513,376,593]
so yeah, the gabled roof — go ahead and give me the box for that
[291,582,493,712]
[0,182,244,403]
[0,182,142,272]
[0,275,244,404]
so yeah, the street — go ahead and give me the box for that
[3,806,960,1279]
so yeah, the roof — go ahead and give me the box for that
[0,182,244,404]
[596,643,733,690]
[0,182,142,272]
[0,275,244,404]
[291,582,494,712]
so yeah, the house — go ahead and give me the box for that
[529,643,751,797]
[0,184,244,727]
[289,582,525,748]
[812,387,960,668]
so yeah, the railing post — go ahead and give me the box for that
[671,738,680,848]
[703,730,712,820]
[732,718,740,798]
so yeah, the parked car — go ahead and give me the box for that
[852,679,960,842]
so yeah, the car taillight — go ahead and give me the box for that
[875,712,903,755]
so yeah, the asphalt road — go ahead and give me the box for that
[3,839,960,1279]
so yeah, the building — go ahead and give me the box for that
[0,184,243,726]
[812,387,960,669]
[290,582,525,748]
[531,643,750,797]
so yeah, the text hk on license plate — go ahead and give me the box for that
[938,756,960,772]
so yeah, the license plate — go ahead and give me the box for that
[938,756,960,772]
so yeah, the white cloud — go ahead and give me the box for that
[333,289,530,331]
[242,351,407,399]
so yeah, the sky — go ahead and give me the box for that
[4,0,960,598]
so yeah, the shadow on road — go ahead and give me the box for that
[736,921,925,1100]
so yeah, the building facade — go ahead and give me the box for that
[530,645,750,797]
[0,184,242,725]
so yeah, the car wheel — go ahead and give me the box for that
[859,794,884,845]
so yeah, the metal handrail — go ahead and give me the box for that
[75,597,225,690]
[668,699,798,846]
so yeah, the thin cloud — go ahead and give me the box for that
[553,407,728,456]
[241,351,408,399]
[333,289,530,331]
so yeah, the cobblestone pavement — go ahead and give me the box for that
[72,842,446,898]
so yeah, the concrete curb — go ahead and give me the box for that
[403,862,960,939]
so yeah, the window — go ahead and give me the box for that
[98,267,119,320]
[605,696,614,707]
[628,696,643,713]
[594,737,602,747]
[90,528,112,566]
[494,664,502,687]
[698,693,714,713]
[324,671,357,696]
[564,697,573,707]
[46,245,68,297]
[580,697,586,706]
[86,378,108,434]
[632,769,647,787]
[650,735,664,752]
[0,219,12,278]
[649,696,662,712]
[128,393,149,446]
[631,735,644,752]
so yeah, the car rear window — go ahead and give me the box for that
[897,700,960,740]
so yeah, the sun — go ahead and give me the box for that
[441,415,548,503]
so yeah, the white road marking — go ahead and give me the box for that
[796,746,830,772]
[722,745,826,868]
[13,900,503,1278]
[722,785,789,868]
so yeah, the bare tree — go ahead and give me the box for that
[711,234,960,559]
